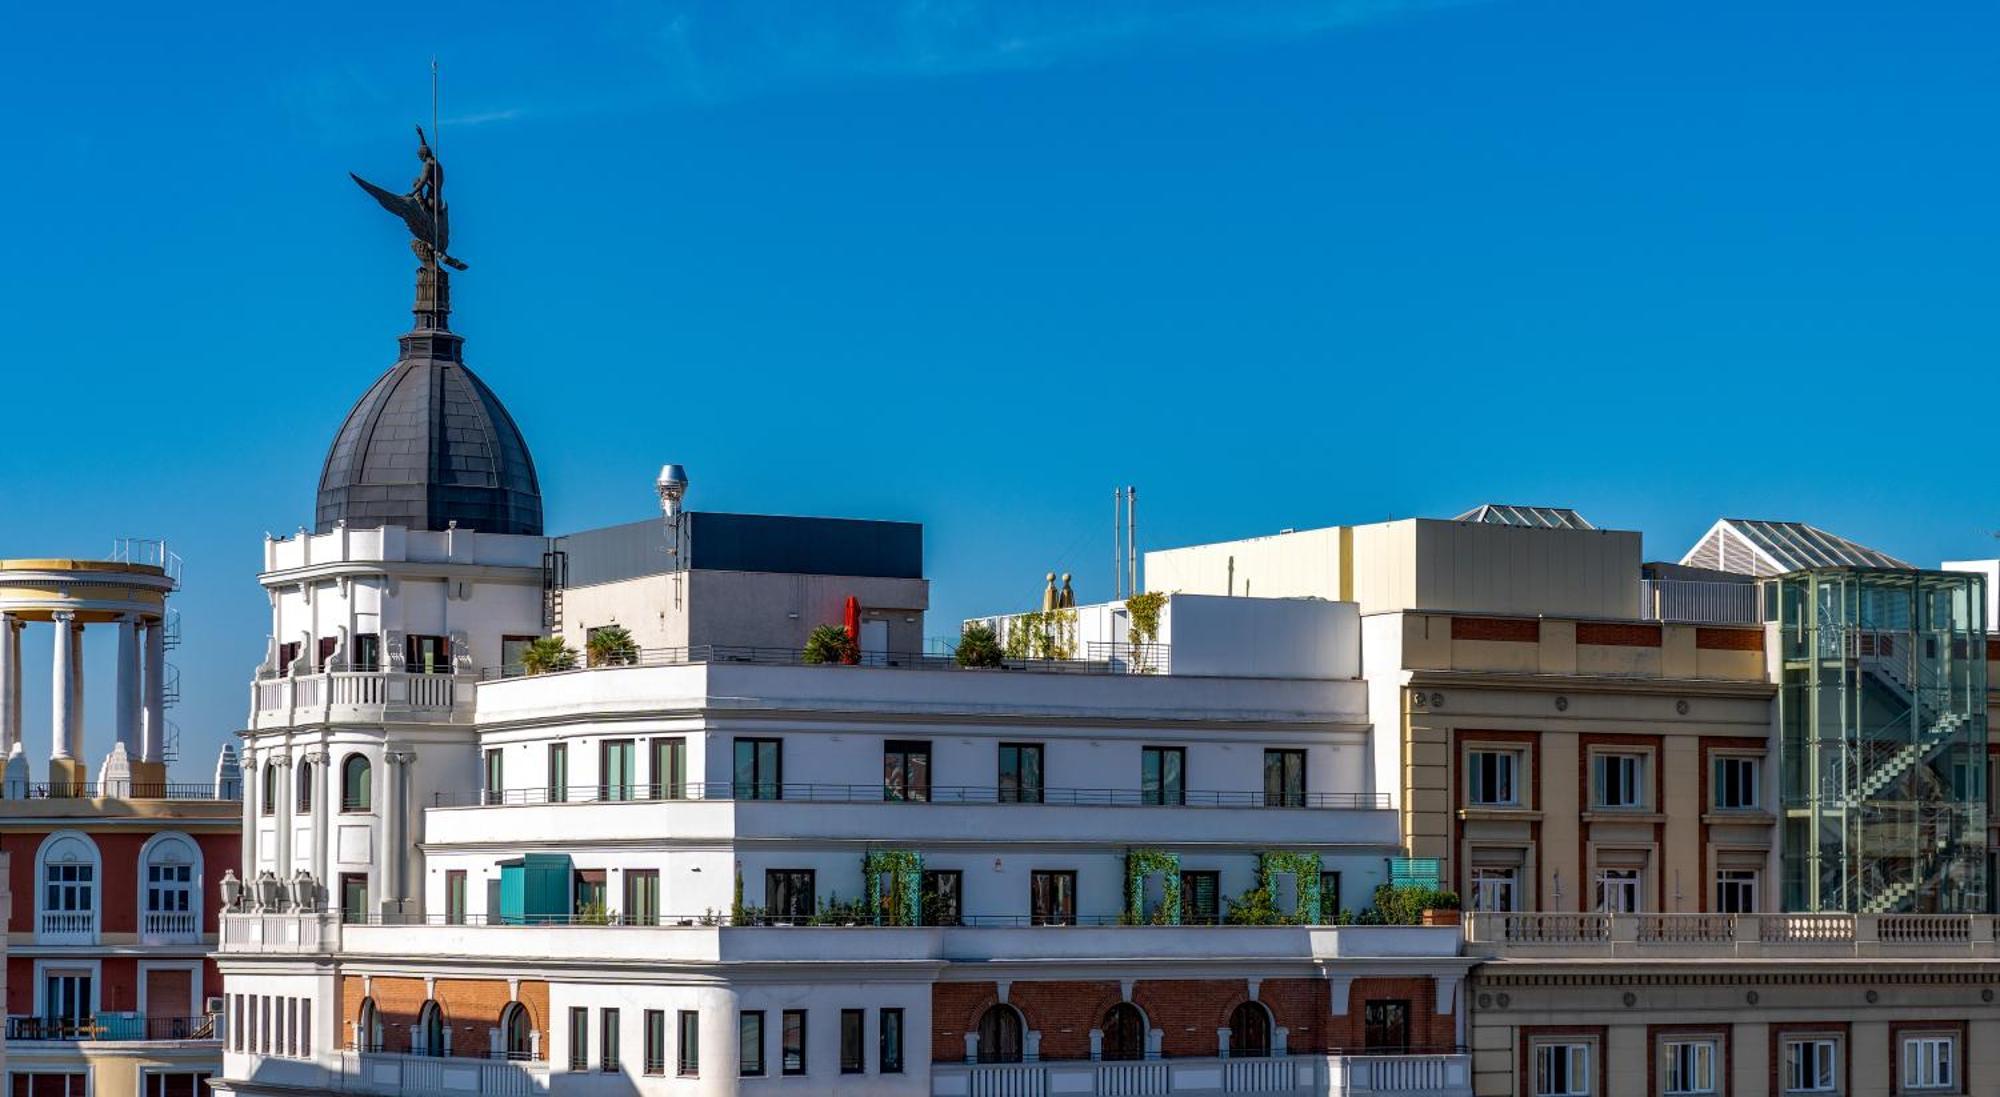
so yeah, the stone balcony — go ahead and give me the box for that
[1465,911,2000,960]
[249,670,473,729]
[933,1052,1471,1096]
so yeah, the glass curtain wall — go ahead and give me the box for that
[1778,568,1988,913]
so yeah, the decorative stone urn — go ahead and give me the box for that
[219,869,244,911]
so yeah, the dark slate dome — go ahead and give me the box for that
[315,332,544,536]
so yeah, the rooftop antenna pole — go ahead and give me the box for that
[1113,488,1124,600]
[1127,485,1138,597]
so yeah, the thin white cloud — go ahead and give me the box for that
[444,108,525,127]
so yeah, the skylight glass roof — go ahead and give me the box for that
[1452,504,1596,530]
[1723,519,1911,570]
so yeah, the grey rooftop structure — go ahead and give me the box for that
[1681,518,1911,577]
[1451,503,1596,530]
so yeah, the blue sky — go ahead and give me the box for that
[2,1,1997,776]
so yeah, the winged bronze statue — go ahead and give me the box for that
[352,125,468,271]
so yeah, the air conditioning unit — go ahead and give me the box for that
[205,997,224,1015]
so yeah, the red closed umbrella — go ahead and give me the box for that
[843,596,861,665]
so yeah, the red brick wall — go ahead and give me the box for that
[96,833,146,934]
[1696,627,1762,651]
[199,833,240,934]
[1451,617,1540,642]
[1575,622,1662,647]
[341,975,549,1061]
[5,834,33,933]
[7,958,29,1015]
[100,958,139,1012]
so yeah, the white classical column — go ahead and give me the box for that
[50,611,76,763]
[241,752,259,877]
[378,748,414,917]
[0,612,18,758]
[67,620,85,763]
[115,614,141,761]
[273,754,293,880]
[310,749,330,903]
[142,617,166,764]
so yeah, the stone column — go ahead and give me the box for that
[307,749,329,906]
[51,611,76,765]
[273,754,293,878]
[68,621,85,763]
[241,753,259,877]
[142,617,166,764]
[0,612,18,759]
[116,614,141,762]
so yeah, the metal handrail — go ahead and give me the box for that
[21,782,236,801]
[477,642,1173,681]
[435,783,1387,810]
[336,912,1386,928]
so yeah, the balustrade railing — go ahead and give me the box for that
[143,910,200,937]
[1469,911,2000,955]
[435,782,1386,810]
[38,911,95,938]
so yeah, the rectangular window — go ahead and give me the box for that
[1594,753,1644,809]
[1264,748,1308,807]
[569,1008,589,1071]
[1784,1037,1838,1093]
[232,994,244,1052]
[880,1008,904,1074]
[1665,1039,1718,1095]
[883,739,932,802]
[302,999,312,1057]
[782,1010,807,1075]
[601,1008,621,1072]
[652,737,687,800]
[340,874,368,923]
[1595,868,1641,913]
[483,748,504,805]
[547,742,568,804]
[921,870,963,926]
[767,870,817,923]
[146,862,193,915]
[277,641,301,676]
[600,739,635,802]
[1471,867,1518,912]
[1714,756,1760,810]
[998,742,1044,803]
[1363,1000,1410,1052]
[444,870,467,925]
[739,1011,766,1077]
[624,869,660,927]
[1534,1042,1591,1096]
[841,1009,865,1074]
[1031,870,1078,925]
[1141,746,1185,805]
[500,634,538,678]
[44,862,93,913]
[1468,750,1519,806]
[644,1010,666,1075]
[678,1010,700,1076]
[573,869,607,916]
[352,632,382,671]
[1181,871,1220,925]
[734,738,783,800]
[1319,870,1342,919]
[406,634,451,674]
[1716,870,1757,913]
[1903,1035,1955,1091]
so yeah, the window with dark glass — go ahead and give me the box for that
[1263,749,1307,807]
[295,761,313,814]
[1363,1000,1410,1052]
[652,737,687,800]
[444,871,466,925]
[500,635,537,678]
[340,874,368,924]
[766,870,816,923]
[883,740,932,802]
[1180,870,1220,924]
[406,634,451,674]
[880,1008,904,1073]
[260,764,279,816]
[569,1007,589,1071]
[483,748,504,805]
[317,636,339,671]
[573,869,607,916]
[1141,746,1185,805]
[1101,1003,1146,1061]
[352,632,382,671]
[781,1010,807,1075]
[1319,870,1342,920]
[739,1011,765,1076]
[678,1010,700,1076]
[644,1010,666,1075]
[1030,870,1078,925]
[1228,1002,1271,1058]
[341,754,372,812]
[600,1008,621,1072]
[976,1006,1024,1063]
[547,742,568,804]
[998,742,1044,803]
[840,1009,865,1073]
[624,869,659,926]
[733,738,782,800]
[921,870,963,926]
[600,739,635,801]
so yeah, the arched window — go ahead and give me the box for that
[296,759,314,814]
[1100,1002,1146,1061]
[1228,1002,1271,1059]
[139,831,202,939]
[260,764,278,816]
[36,831,100,939]
[356,997,382,1052]
[417,1000,447,1057]
[500,1002,534,1061]
[976,1005,1024,1064]
[342,754,372,813]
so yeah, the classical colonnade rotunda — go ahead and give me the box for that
[0,543,178,793]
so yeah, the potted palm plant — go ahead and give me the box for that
[585,625,639,668]
[802,624,857,665]
[520,637,577,675]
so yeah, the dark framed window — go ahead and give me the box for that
[883,739,932,802]
[1180,870,1220,925]
[277,641,302,676]
[341,754,372,812]
[483,748,504,805]
[733,738,782,800]
[677,1010,700,1076]
[1031,870,1078,925]
[444,871,467,925]
[976,1005,1024,1063]
[501,1003,533,1060]
[318,636,339,671]
[547,742,568,804]
[841,1009,865,1074]
[600,739,635,801]
[568,1007,589,1071]
[573,869,607,914]
[406,634,451,674]
[600,1008,621,1072]
[352,632,381,672]
[1319,870,1342,920]
[295,760,314,814]
[1363,1000,1409,1052]
[500,635,538,677]
[781,1010,807,1075]
[1101,1003,1146,1061]
[921,870,963,926]
[644,1010,666,1075]
[999,742,1044,803]
[880,1008,904,1073]
[624,869,659,926]
[739,1011,765,1077]
[652,737,687,800]
[1141,746,1185,805]
[340,874,368,924]
[1263,749,1307,807]
[261,764,279,816]
[1228,1002,1271,1058]
[767,870,816,923]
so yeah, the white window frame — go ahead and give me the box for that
[1902,1033,1956,1091]
[1469,867,1517,912]
[1592,752,1645,810]
[1468,749,1521,807]
[1784,1036,1839,1094]
[1533,1040,1592,1097]
[1716,869,1758,913]
[1713,754,1761,810]
[138,830,204,940]
[1663,1038,1719,1095]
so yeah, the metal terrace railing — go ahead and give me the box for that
[433,783,1388,810]
[478,641,1172,681]
[22,782,236,801]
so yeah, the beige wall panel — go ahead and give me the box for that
[1661,624,1697,678]
[1574,644,1662,676]
[1850,1020,1889,1095]
[1605,1024,1647,1096]
[1143,527,1343,599]
[1539,733,1581,907]
[1449,639,1541,674]
[1731,1022,1769,1097]
[1537,619,1577,675]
